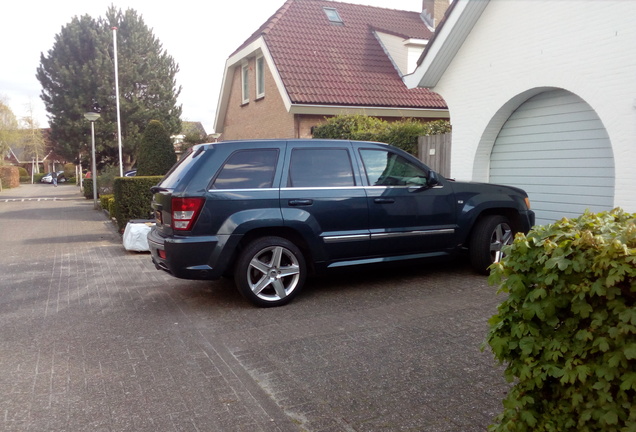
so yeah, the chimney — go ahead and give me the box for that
[421,0,450,29]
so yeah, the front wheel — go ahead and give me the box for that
[469,215,514,274]
[234,236,306,307]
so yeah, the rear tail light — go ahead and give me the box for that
[171,197,204,231]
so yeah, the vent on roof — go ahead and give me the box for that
[323,7,343,25]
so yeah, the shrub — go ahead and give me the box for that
[0,166,20,188]
[312,115,451,155]
[312,114,387,140]
[485,208,636,432]
[112,176,162,231]
[18,167,28,177]
[63,163,75,179]
[100,194,114,213]
[83,179,95,199]
[136,120,176,176]
[96,165,121,195]
[33,173,46,183]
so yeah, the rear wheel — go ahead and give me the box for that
[469,215,513,274]
[234,236,306,307]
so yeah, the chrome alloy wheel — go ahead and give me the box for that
[489,222,513,263]
[246,245,301,302]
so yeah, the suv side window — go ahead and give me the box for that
[212,149,278,189]
[360,149,428,187]
[288,148,355,187]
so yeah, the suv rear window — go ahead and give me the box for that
[159,146,202,189]
[288,148,355,187]
[212,149,278,189]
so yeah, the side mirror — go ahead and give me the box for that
[428,170,440,187]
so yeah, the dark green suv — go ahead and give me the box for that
[148,139,534,307]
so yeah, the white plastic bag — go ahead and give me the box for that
[123,220,154,252]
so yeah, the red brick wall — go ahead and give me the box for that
[221,57,296,140]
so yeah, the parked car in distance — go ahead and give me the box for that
[124,170,137,177]
[148,140,535,307]
[40,171,66,184]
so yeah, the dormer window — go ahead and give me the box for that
[324,7,343,25]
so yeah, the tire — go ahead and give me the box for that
[234,236,306,307]
[469,215,513,274]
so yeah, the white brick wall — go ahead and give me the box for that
[431,0,636,212]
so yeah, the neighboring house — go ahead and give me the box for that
[3,128,54,174]
[405,0,636,225]
[214,0,449,141]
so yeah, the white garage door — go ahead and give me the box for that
[490,89,615,226]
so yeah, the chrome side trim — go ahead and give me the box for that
[207,188,279,192]
[324,229,454,243]
[371,229,455,240]
[323,234,371,243]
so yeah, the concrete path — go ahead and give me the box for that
[0,183,510,431]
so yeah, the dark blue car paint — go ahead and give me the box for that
[148,139,535,280]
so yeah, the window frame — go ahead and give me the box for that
[359,148,428,187]
[256,55,265,99]
[211,149,279,190]
[323,7,343,25]
[287,147,356,188]
[241,62,249,105]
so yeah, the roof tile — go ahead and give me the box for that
[237,0,446,109]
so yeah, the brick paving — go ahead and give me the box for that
[0,183,510,432]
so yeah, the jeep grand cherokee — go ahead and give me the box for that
[148,139,534,307]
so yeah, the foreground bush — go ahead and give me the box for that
[486,208,636,431]
[113,176,162,231]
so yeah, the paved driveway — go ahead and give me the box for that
[0,183,509,432]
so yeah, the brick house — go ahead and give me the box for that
[214,0,449,141]
[406,0,636,225]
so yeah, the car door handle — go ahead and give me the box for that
[288,199,313,206]
[374,198,395,204]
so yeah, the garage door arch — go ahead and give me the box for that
[488,89,615,226]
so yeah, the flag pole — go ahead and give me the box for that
[112,26,124,177]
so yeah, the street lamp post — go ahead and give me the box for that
[84,111,101,209]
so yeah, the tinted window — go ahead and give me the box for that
[159,146,200,189]
[212,149,278,189]
[360,149,428,187]
[288,148,355,187]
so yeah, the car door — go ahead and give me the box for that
[280,141,370,262]
[356,145,457,257]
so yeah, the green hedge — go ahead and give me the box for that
[312,115,451,155]
[113,176,162,231]
[485,208,636,431]
[99,194,115,215]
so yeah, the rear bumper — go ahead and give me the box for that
[148,228,231,280]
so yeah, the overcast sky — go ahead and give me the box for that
[1,0,422,134]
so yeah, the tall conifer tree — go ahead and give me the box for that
[37,8,181,169]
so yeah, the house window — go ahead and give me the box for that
[323,7,343,25]
[256,56,265,99]
[241,62,249,104]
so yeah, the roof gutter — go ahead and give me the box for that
[288,104,449,119]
